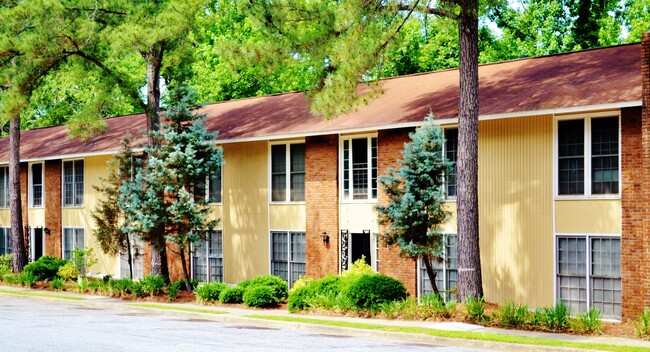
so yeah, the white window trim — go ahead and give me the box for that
[28,162,45,208]
[554,232,622,320]
[553,111,621,200]
[61,227,85,260]
[270,229,306,288]
[190,229,224,283]
[62,159,85,208]
[442,126,458,201]
[268,140,306,204]
[339,133,378,203]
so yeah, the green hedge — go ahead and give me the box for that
[243,286,277,307]
[24,256,68,281]
[239,275,288,303]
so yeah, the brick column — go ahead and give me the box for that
[377,128,417,296]
[305,135,339,278]
[20,163,28,252]
[44,160,62,258]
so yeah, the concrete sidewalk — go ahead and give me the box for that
[1,285,649,351]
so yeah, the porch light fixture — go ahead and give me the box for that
[44,227,51,236]
[320,232,329,245]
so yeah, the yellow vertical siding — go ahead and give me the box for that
[339,203,378,233]
[0,210,9,226]
[223,141,269,284]
[269,204,305,230]
[478,115,554,307]
[27,209,45,226]
[555,200,621,234]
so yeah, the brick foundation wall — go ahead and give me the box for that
[305,135,339,277]
[377,128,418,296]
[44,160,62,257]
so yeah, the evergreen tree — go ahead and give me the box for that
[376,115,451,299]
[120,86,222,290]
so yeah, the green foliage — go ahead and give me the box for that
[636,308,650,340]
[287,275,341,312]
[342,274,407,311]
[497,301,530,328]
[571,307,603,334]
[541,302,571,331]
[130,281,146,298]
[139,275,166,297]
[194,281,229,304]
[2,273,21,285]
[76,277,89,293]
[71,247,98,277]
[24,256,68,281]
[50,277,65,291]
[465,296,489,324]
[109,278,134,297]
[19,272,38,287]
[243,286,278,308]
[219,286,245,304]
[57,262,80,281]
[239,275,288,303]
[174,278,199,291]
[167,281,182,301]
[421,294,457,318]
[0,254,12,277]
[88,279,109,294]
[341,257,375,278]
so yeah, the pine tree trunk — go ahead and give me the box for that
[456,0,484,302]
[9,115,27,272]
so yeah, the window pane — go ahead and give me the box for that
[592,117,619,195]
[63,161,74,206]
[271,145,287,202]
[32,163,43,206]
[343,140,350,199]
[352,138,368,199]
[591,237,621,319]
[557,236,587,314]
[74,160,84,206]
[272,232,288,262]
[208,166,222,203]
[0,167,8,208]
[371,138,377,199]
[290,144,305,202]
[444,129,458,197]
[558,120,584,195]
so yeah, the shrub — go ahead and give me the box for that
[636,308,650,340]
[174,278,199,291]
[24,256,68,281]
[76,277,89,293]
[421,293,456,318]
[341,274,407,311]
[239,275,288,303]
[542,302,570,331]
[167,281,181,301]
[465,296,489,324]
[2,273,21,285]
[109,278,133,297]
[51,277,65,291]
[288,276,313,294]
[20,272,38,287]
[341,257,374,278]
[288,275,341,312]
[219,286,244,304]
[0,254,11,277]
[498,301,530,328]
[71,247,98,277]
[194,281,229,304]
[243,286,277,307]
[57,262,80,281]
[140,275,166,297]
[571,307,603,334]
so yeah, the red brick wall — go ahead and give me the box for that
[20,163,27,230]
[377,128,418,296]
[44,160,62,258]
[305,135,339,277]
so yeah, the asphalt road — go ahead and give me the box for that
[0,296,491,352]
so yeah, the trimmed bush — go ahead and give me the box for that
[239,275,288,303]
[24,256,68,281]
[288,275,341,312]
[194,281,229,303]
[219,286,244,304]
[57,262,79,281]
[109,278,133,296]
[174,278,199,291]
[167,281,181,301]
[243,286,277,307]
[140,274,166,297]
[341,274,407,311]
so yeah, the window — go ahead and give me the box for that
[30,163,43,207]
[420,234,457,301]
[0,166,8,208]
[271,143,305,202]
[557,116,619,196]
[63,160,84,206]
[271,231,305,288]
[444,128,458,198]
[120,237,144,280]
[208,165,222,203]
[192,231,223,282]
[341,136,377,200]
[556,235,621,319]
[0,228,11,255]
[62,228,84,260]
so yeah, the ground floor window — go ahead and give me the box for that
[271,231,305,288]
[556,235,621,319]
[120,236,144,280]
[192,230,223,282]
[0,227,11,255]
[419,234,458,301]
[62,227,84,260]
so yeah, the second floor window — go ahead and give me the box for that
[30,163,43,207]
[0,166,8,208]
[208,165,222,203]
[342,136,377,201]
[444,128,458,198]
[271,143,305,202]
[63,160,84,206]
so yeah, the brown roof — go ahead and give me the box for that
[0,43,641,162]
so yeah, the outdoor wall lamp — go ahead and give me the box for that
[320,232,329,245]
[44,227,51,236]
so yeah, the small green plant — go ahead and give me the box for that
[378,299,412,319]
[239,275,288,303]
[341,257,375,278]
[243,285,277,307]
[194,281,229,304]
[571,306,603,334]
[109,278,133,297]
[57,262,80,281]
[0,254,11,277]
[71,247,98,277]
[131,281,145,298]
[139,274,166,297]
[421,293,457,318]
[219,286,244,304]
[20,272,38,287]
[635,308,650,340]
[2,273,21,285]
[167,281,181,301]
[542,301,571,331]
[76,277,89,293]
[465,296,489,324]
[24,256,68,281]
[173,278,198,291]
[50,277,65,291]
[498,301,530,328]
[288,274,340,313]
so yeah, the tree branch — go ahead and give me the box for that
[397,2,458,20]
